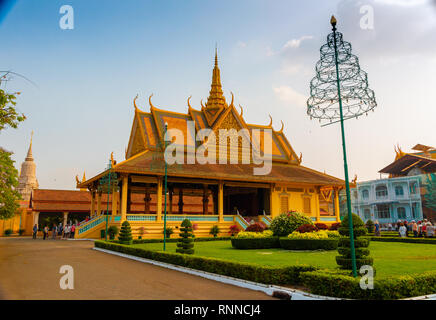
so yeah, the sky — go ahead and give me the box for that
[1,0,435,190]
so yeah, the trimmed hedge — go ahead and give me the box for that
[95,240,315,285]
[231,237,280,249]
[301,269,436,300]
[370,237,436,244]
[279,238,338,250]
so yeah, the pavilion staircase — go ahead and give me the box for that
[75,214,121,239]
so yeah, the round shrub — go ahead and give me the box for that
[245,222,265,233]
[4,229,12,236]
[270,212,314,237]
[366,219,375,233]
[118,221,133,245]
[209,225,220,238]
[315,223,328,230]
[176,219,194,254]
[280,238,338,250]
[108,226,119,240]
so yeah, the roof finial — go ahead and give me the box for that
[26,131,34,160]
[215,44,218,67]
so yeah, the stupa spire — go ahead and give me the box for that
[205,47,227,111]
[26,131,34,160]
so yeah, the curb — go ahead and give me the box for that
[93,247,342,300]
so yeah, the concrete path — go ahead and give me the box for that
[0,238,273,300]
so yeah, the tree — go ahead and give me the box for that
[0,148,21,219]
[176,219,194,254]
[118,221,133,245]
[424,173,436,212]
[0,73,26,220]
[0,72,26,131]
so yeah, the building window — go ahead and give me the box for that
[410,182,418,194]
[412,203,419,219]
[362,189,369,199]
[303,197,311,214]
[375,185,388,198]
[395,186,404,197]
[376,204,390,219]
[397,207,406,219]
[280,196,289,214]
[364,209,371,220]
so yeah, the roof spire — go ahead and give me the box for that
[205,46,227,112]
[26,131,34,160]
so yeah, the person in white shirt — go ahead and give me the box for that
[399,223,407,238]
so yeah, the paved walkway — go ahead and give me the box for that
[0,238,273,300]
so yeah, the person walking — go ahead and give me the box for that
[411,220,418,237]
[399,223,407,238]
[52,225,57,240]
[374,220,381,237]
[70,224,76,239]
[43,226,48,240]
[32,224,38,239]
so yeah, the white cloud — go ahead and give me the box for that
[273,85,307,107]
[283,35,314,49]
[237,41,247,48]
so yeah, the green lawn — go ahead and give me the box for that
[131,240,436,277]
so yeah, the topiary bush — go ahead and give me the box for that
[315,223,328,230]
[108,226,119,240]
[163,227,174,238]
[209,225,220,238]
[366,219,375,233]
[176,219,194,254]
[296,224,318,233]
[118,221,133,245]
[4,229,12,236]
[270,212,314,237]
[336,213,373,270]
[245,222,265,233]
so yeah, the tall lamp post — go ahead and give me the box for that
[307,16,377,277]
[99,154,118,241]
[163,122,168,251]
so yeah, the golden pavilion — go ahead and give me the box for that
[74,51,345,239]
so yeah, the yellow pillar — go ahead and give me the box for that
[315,191,320,223]
[156,178,163,222]
[111,186,118,215]
[334,188,341,222]
[121,176,128,222]
[218,182,224,221]
[96,192,102,217]
[90,191,95,217]
[63,212,68,226]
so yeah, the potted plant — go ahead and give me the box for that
[4,229,13,237]
[138,226,146,239]
[209,225,220,238]
[163,227,174,238]
[229,224,240,237]
[18,229,25,236]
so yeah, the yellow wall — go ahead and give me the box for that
[0,209,30,236]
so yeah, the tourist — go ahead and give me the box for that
[58,223,63,236]
[411,220,418,237]
[70,224,76,239]
[387,222,392,231]
[426,223,434,238]
[43,225,49,240]
[63,224,69,239]
[374,220,381,237]
[32,224,38,239]
[399,223,407,238]
[422,222,427,238]
[404,221,409,237]
[52,225,57,240]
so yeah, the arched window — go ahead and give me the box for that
[362,189,369,199]
[410,182,418,194]
[364,209,371,220]
[397,207,406,219]
[376,185,388,198]
[395,186,404,197]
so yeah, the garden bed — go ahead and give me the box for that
[95,240,436,299]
